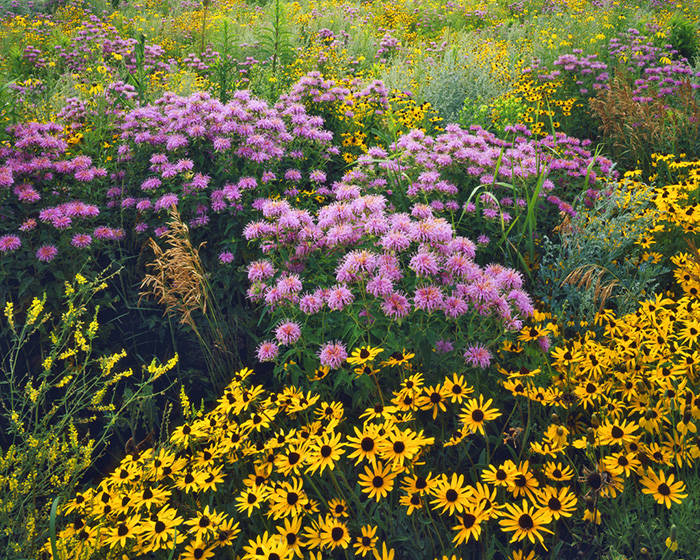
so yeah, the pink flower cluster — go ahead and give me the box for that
[245,190,534,366]
[347,124,614,220]
[114,89,334,235]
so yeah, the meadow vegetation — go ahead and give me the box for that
[0,0,698,558]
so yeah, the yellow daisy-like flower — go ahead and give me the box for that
[357,461,398,502]
[639,468,688,508]
[459,395,502,436]
[347,346,384,366]
[451,505,486,545]
[498,500,553,547]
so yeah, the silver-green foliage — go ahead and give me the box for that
[536,182,666,327]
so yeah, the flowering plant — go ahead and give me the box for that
[244,192,534,387]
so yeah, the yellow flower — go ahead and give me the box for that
[4,301,14,330]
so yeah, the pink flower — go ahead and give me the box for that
[248,260,276,281]
[299,292,324,314]
[276,274,302,295]
[309,170,326,183]
[218,251,234,264]
[463,344,492,369]
[318,341,347,369]
[36,245,58,262]
[155,193,178,212]
[71,233,92,248]
[381,291,410,319]
[19,219,37,232]
[275,320,302,345]
[0,235,21,252]
[414,285,444,312]
[326,284,354,311]
[409,251,439,277]
[284,169,302,182]
[257,340,279,362]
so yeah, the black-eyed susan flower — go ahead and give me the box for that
[482,461,515,487]
[139,505,184,552]
[274,445,306,476]
[639,468,688,508]
[442,372,473,403]
[429,473,472,515]
[399,492,423,515]
[214,517,240,547]
[535,486,577,519]
[507,461,539,499]
[498,500,553,547]
[328,498,349,518]
[401,472,436,495]
[347,425,382,465]
[181,540,215,560]
[459,395,502,436]
[184,505,223,540]
[417,384,450,419]
[242,531,287,560]
[236,486,268,516]
[268,478,308,519]
[451,506,486,545]
[377,427,420,466]
[597,419,639,446]
[276,517,302,558]
[542,462,574,482]
[173,468,208,494]
[602,451,640,477]
[470,482,500,518]
[306,431,345,475]
[347,345,384,366]
[105,515,139,549]
[382,350,415,367]
[358,461,398,502]
[319,515,351,550]
[353,524,378,557]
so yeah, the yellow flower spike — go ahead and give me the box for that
[26,295,46,326]
[3,301,14,330]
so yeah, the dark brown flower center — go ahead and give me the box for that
[518,514,534,530]
[361,437,375,452]
[611,426,624,439]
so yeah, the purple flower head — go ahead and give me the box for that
[463,344,492,369]
[71,233,92,248]
[275,320,302,345]
[318,341,347,369]
[36,245,58,262]
[257,340,279,362]
[0,235,21,253]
